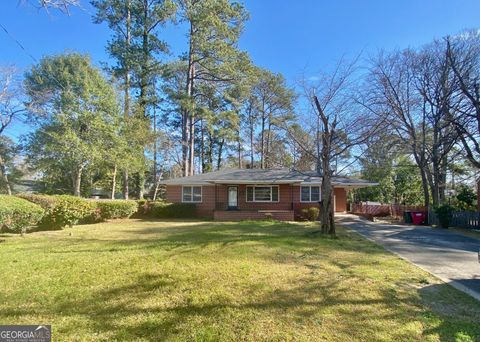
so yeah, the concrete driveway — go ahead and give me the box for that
[336,214,480,301]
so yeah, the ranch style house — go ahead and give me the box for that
[161,169,377,221]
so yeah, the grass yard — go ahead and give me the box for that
[0,220,479,341]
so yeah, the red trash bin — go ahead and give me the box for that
[411,211,426,225]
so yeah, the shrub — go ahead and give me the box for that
[19,193,95,229]
[454,185,477,211]
[301,207,320,221]
[0,195,44,233]
[18,193,56,210]
[95,200,138,220]
[136,199,153,216]
[151,202,196,218]
[48,195,96,228]
[434,204,455,228]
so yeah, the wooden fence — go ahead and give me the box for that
[351,202,426,219]
[351,203,480,229]
[428,209,480,230]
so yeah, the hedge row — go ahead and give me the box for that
[17,194,138,230]
[0,195,45,233]
[136,200,197,218]
[1,195,196,233]
[95,200,138,220]
[150,202,197,218]
[18,194,96,229]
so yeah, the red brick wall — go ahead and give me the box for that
[291,186,347,213]
[238,184,292,210]
[214,210,294,221]
[165,185,216,217]
[165,184,348,220]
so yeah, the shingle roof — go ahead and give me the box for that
[160,169,377,187]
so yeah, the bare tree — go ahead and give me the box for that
[18,0,79,13]
[0,67,26,195]
[38,0,79,13]
[365,51,433,208]
[0,67,25,135]
[365,45,461,208]
[295,58,378,236]
[446,32,480,168]
[414,41,458,205]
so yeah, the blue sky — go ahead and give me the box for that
[1,0,480,139]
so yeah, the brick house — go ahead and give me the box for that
[161,169,377,221]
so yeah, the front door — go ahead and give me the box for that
[228,186,238,209]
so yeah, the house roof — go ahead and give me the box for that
[160,169,378,188]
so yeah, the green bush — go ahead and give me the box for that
[301,207,320,221]
[48,195,96,228]
[17,193,57,210]
[136,199,153,216]
[19,193,95,229]
[151,202,196,218]
[434,204,455,228]
[454,185,477,211]
[95,200,138,220]
[0,195,44,233]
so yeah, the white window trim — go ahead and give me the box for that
[245,185,280,203]
[300,185,321,203]
[181,185,202,203]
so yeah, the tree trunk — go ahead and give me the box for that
[414,152,430,210]
[206,134,214,172]
[320,134,335,235]
[237,134,242,168]
[439,156,448,203]
[420,170,430,209]
[260,112,266,169]
[217,139,224,170]
[72,165,84,197]
[316,114,321,173]
[123,170,129,200]
[249,120,254,168]
[427,167,437,207]
[153,106,157,195]
[111,164,117,199]
[200,118,205,172]
[139,0,149,118]
[122,0,131,200]
[184,21,195,176]
[265,117,272,168]
[153,171,162,201]
[0,154,12,195]
[124,0,131,120]
[189,115,195,175]
[182,111,189,177]
[314,95,336,236]
[137,171,145,199]
[320,170,335,235]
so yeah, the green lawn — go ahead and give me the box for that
[0,220,479,341]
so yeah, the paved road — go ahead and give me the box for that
[336,214,480,300]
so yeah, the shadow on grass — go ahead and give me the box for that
[2,220,480,340]
[40,220,388,259]
[0,272,437,340]
[5,272,477,341]
[418,283,480,342]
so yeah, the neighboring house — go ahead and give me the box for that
[161,169,377,221]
